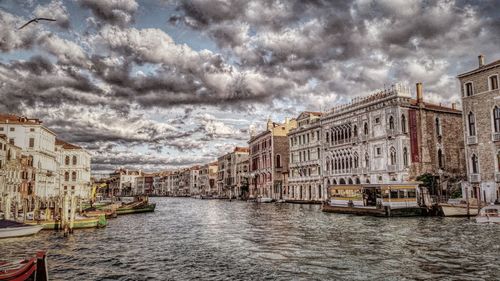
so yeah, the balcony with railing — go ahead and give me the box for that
[469,174,480,183]
[467,136,478,145]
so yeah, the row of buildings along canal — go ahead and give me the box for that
[101,55,500,207]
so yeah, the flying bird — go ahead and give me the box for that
[18,18,56,30]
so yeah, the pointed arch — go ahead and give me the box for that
[493,106,500,133]
[389,116,394,130]
[390,147,397,165]
[401,114,407,133]
[468,112,476,136]
[471,154,479,174]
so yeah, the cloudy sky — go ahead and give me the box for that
[0,0,499,174]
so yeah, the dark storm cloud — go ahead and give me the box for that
[1,0,499,172]
[78,0,138,27]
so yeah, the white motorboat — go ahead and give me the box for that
[440,204,479,217]
[257,197,273,203]
[0,220,44,239]
[475,205,500,224]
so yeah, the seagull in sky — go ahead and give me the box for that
[18,18,56,30]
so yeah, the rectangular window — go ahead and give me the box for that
[375,117,380,124]
[30,128,35,132]
[9,138,14,145]
[29,138,34,148]
[376,147,382,156]
[490,76,498,90]
[465,82,473,96]
[0,127,3,131]
[9,127,14,132]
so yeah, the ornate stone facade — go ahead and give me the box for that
[287,112,323,202]
[320,83,465,200]
[458,55,500,203]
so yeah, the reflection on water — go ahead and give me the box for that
[1,198,499,280]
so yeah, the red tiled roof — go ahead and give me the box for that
[234,146,249,152]
[0,114,42,125]
[55,139,82,149]
[409,99,461,113]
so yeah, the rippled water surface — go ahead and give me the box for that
[1,197,499,280]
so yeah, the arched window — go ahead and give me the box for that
[438,149,444,169]
[72,171,76,181]
[471,154,478,174]
[326,132,330,143]
[353,125,358,137]
[493,106,500,133]
[435,117,441,136]
[403,147,409,167]
[72,155,77,165]
[401,114,407,133]
[468,112,476,136]
[390,147,396,165]
[364,122,369,135]
[365,152,369,168]
[64,171,69,181]
[353,152,359,168]
[389,116,394,130]
[65,156,70,165]
[348,178,353,184]
[276,154,281,168]
[339,178,346,185]
[332,179,337,185]
[326,157,330,171]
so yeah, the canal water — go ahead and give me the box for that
[1,197,499,280]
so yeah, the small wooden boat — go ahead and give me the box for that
[0,251,48,281]
[82,208,117,219]
[0,220,44,239]
[476,205,500,224]
[116,202,156,215]
[24,215,107,230]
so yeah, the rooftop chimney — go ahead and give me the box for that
[416,82,423,104]
[478,54,484,67]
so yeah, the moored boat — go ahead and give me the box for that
[476,205,500,224]
[0,251,48,281]
[0,220,44,239]
[440,203,479,217]
[256,197,273,203]
[116,202,156,215]
[24,215,107,230]
[322,183,434,217]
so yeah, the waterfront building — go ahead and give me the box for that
[235,158,249,199]
[320,83,465,200]
[248,118,297,200]
[189,166,200,196]
[135,173,154,195]
[217,147,249,199]
[109,168,143,196]
[0,135,21,203]
[287,112,323,202]
[458,55,500,203]
[0,114,58,198]
[198,162,218,196]
[55,139,92,199]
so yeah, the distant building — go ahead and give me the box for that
[320,83,465,200]
[458,55,500,203]
[235,158,249,199]
[287,112,323,202]
[135,173,154,195]
[198,162,218,196]
[109,169,143,196]
[217,147,249,198]
[56,139,92,199]
[248,118,297,200]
